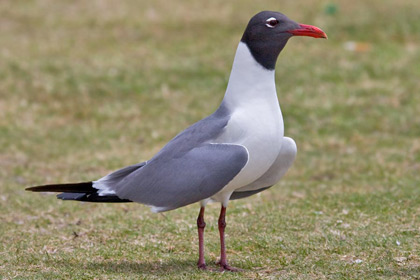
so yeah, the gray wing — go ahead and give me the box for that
[113,143,248,212]
[230,186,272,200]
[230,136,297,200]
[98,162,146,185]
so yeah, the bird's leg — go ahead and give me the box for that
[217,205,241,272]
[197,206,207,269]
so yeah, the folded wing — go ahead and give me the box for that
[107,143,248,212]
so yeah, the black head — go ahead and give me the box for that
[241,11,327,70]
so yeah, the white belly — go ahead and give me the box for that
[212,99,284,202]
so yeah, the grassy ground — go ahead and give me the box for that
[1,0,419,279]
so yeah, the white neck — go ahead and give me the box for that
[222,42,278,109]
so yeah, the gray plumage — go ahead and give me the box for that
[98,104,248,211]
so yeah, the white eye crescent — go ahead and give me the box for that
[265,17,279,28]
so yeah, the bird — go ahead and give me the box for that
[26,11,327,271]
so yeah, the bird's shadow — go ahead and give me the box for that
[44,258,420,277]
[50,258,214,276]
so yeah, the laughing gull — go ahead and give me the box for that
[26,11,327,271]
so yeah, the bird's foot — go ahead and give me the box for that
[197,262,207,270]
[216,261,242,272]
[219,264,242,272]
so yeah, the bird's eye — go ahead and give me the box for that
[265,17,279,28]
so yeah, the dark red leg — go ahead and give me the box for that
[217,205,241,272]
[197,206,207,269]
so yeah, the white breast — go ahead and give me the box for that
[211,42,284,203]
[220,100,283,187]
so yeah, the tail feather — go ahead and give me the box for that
[26,182,131,203]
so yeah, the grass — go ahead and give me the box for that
[1,0,419,279]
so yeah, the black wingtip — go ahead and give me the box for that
[57,192,87,200]
[26,181,132,203]
[57,192,132,203]
[25,182,94,193]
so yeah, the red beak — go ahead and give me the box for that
[287,24,327,39]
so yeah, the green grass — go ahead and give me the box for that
[1,0,419,279]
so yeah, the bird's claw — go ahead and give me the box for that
[219,264,242,272]
[197,263,207,270]
[216,261,242,272]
